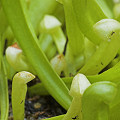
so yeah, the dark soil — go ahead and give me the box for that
[8,80,66,120]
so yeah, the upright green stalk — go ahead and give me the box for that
[0,35,2,68]
[39,15,66,54]
[0,6,9,120]
[58,0,84,56]
[38,33,57,59]
[0,60,9,120]
[12,71,35,120]
[62,74,91,120]
[1,0,72,109]
[0,7,8,34]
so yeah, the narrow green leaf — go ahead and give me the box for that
[59,0,84,56]
[0,60,9,120]
[0,7,8,34]
[1,0,72,109]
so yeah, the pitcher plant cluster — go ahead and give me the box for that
[0,0,120,120]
